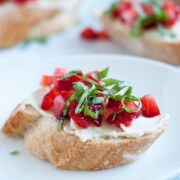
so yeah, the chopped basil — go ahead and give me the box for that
[10,150,20,155]
[77,75,100,87]
[57,67,142,127]
[124,86,133,96]
[75,84,96,114]
[110,81,131,95]
[25,37,48,45]
[102,78,119,86]
[106,0,175,38]
[57,118,65,130]
[129,29,144,38]
[121,96,142,113]
[88,96,104,104]
[63,93,76,116]
[63,70,82,79]
[97,67,109,80]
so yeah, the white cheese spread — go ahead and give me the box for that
[23,88,169,142]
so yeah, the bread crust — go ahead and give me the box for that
[101,16,180,65]
[0,3,77,48]
[2,102,168,170]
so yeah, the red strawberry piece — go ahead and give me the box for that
[85,70,100,84]
[40,75,52,87]
[81,28,98,40]
[59,73,83,91]
[88,103,103,127]
[162,2,180,28]
[103,100,122,120]
[0,0,7,4]
[54,95,66,119]
[69,100,91,128]
[142,4,154,16]
[14,0,28,4]
[52,68,68,88]
[117,2,138,26]
[60,90,74,100]
[141,94,160,117]
[41,88,60,110]
[97,31,109,40]
[107,101,141,127]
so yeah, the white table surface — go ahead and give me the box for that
[0,0,179,179]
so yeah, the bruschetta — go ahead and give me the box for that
[0,0,80,48]
[101,0,180,65]
[2,67,169,170]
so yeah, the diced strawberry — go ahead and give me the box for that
[117,2,138,26]
[52,68,68,88]
[88,103,103,112]
[107,101,141,127]
[162,2,180,28]
[54,95,66,119]
[14,0,28,4]
[59,73,82,91]
[142,4,154,16]
[0,0,7,4]
[85,70,100,84]
[69,100,91,128]
[40,75,52,87]
[141,94,160,117]
[97,31,109,40]
[103,100,122,120]
[81,28,98,40]
[68,101,103,128]
[60,90,74,100]
[41,88,60,110]
[92,116,102,127]
[88,103,103,127]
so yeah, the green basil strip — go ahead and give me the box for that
[57,118,65,130]
[102,78,119,86]
[98,67,109,80]
[124,86,133,96]
[73,82,88,92]
[63,70,82,79]
[10,150,20,155]
[75,85,96,114]
[76,75,101,87]
[88,96,104,104]
[110,81,131,95]
[63,93,76,116]
[121,96,142,113]
[110,94,122,101]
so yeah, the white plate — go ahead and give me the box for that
[0,55,180,180]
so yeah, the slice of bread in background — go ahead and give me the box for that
[101,15,180,65]
[2,100,168,170]
[0,0,80,48]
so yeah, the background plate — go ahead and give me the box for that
[0,55,180,180]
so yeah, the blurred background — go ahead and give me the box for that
[0,0,180,179]
[0,0,130,70]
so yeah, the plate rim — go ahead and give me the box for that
[1,54,180,179]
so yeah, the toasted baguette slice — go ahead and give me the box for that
[101,15,180,65]
[0,1,79,48]
[2,98,168,170]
